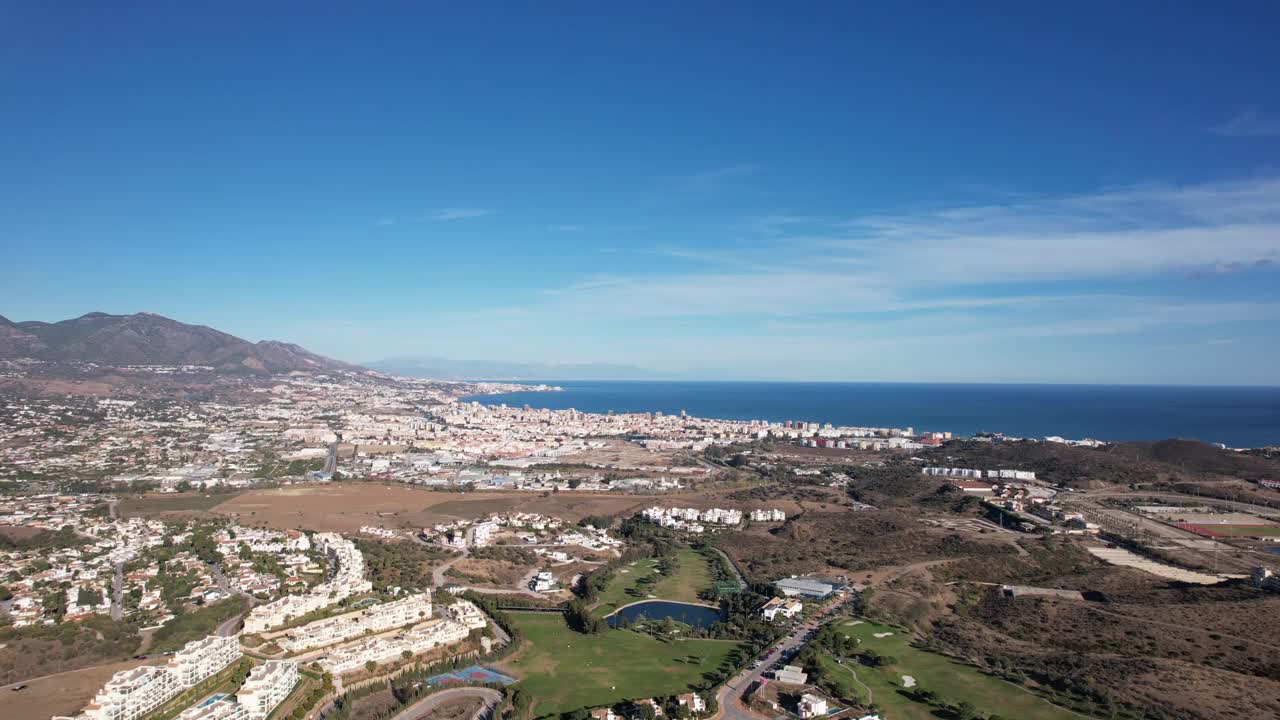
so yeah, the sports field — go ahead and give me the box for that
[1176,522,1280,538]
[592,548,715,617]
[817,619,1086,720]
[502,612,745,717]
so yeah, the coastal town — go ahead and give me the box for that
[3,362,1280,720]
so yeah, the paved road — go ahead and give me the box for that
[421,536,551,599]
[712,594,855,720]
[208,562,256,636]
[109,500,124,621]
[388,686,503,720]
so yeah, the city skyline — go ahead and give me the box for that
[4,4,1280,384]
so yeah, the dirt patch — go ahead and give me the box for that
[347,687,401,720]
[447,558,529,587]
[719,509,1015,582]
[213,484,667,533]
[0,526,44,542]
[559,438,681,468]
[4,657,161,720]
[420,696,484,720]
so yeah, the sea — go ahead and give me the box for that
[461,381,1280,448]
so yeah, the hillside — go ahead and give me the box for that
[922,438,1280,488]
[0,312,359,375]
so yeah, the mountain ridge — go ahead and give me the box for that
[0,312,360,375]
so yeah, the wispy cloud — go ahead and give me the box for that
[748,213,823,235]
[374,208,497,227]
[426,208,496,221]
[512,175,1280,325]
[1210,109,1280,137]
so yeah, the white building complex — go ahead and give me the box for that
[236,661,300,720]
[279,592,432,653]
[172,635,242,687]
[318,617,470,675]
[243,532,372,633]
[923,467,1037,481]
[446,600,489,630]
[65,635,242,720]
[641,506,751,532]
[75,666,178,720]
[177,699,249,720]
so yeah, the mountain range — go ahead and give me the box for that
[0,312,359,374]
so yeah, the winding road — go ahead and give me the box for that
[712,592,856,720]
[388,687,503,720]
[420,533,552,599]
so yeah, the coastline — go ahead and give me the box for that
[457,380,1280,448]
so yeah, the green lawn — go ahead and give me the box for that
[592,549,715,618]
[650,549,715,604]
[503,612,745,717]
[822,619,1089,720]
[591,558,659,617]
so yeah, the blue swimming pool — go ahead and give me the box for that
[197,694,228,708]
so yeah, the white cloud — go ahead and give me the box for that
[1211,109,1280,137]
[426,208,496,221]
[527,176,1280,321]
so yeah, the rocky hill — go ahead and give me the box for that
[0,312,359,374]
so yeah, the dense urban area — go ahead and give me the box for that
[3,354,1280,720]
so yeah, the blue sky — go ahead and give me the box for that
[3,2,1280,384]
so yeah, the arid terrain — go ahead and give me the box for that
[210,484,668,532]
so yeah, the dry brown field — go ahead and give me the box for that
[211,483,666,532]
[559,438,680,467]
[0,525,45,542]
[6,657,161,720]
[446,557,529,587]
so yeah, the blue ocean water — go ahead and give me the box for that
[462,381,1280,447]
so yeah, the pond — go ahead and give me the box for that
[608,600,722,629]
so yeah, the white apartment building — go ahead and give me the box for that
[171,635,241,687]
[319,618,470,675]
[72,633,243,720]
[177,699,249,720]
[78,665,179,720]
[236,661,299,720]
[279,593,432,653]
[446,600,489,631]
[243,533,372,633]
[471,520,498,546]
